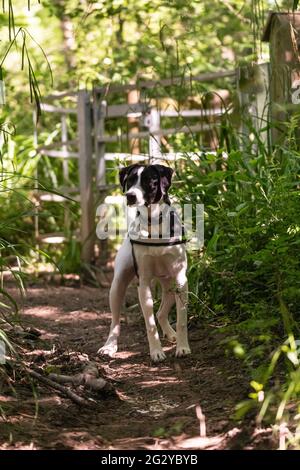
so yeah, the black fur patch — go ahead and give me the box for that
[141,166,161,205]
[119,164,142,193]
[153,165,173,204]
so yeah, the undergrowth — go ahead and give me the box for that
[174,128,300,448]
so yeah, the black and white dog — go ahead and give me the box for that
[99,164,191,362]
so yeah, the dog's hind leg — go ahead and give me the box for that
[157,280,176,342]
[174,270,191,357]
[98,238,135,357]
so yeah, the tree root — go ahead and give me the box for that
[26,362,110,407]
[49,362,107,392]
[26,368,92,407]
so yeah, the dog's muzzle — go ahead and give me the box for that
[126,193,137,205]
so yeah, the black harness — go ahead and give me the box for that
[126,165,187,279]
[129,209,187,279]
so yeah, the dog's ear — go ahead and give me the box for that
[153,165,173,202]
[119,164,139,193]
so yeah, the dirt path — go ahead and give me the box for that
[0,284,274,450]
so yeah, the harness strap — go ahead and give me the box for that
[130,238,187,247]
[130,239,139,279]
[129,207,187,279]
[129,237,187,280]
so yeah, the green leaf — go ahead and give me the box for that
[234,400,256,420]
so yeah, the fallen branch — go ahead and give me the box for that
[26,368,92,407]
[48,362,107,392]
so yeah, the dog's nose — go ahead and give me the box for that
[126,193,137,205]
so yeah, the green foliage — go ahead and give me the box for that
[172,124,300,445]
[0,1,54,382]
[39,0,269,85]
[293,1,300,10]
[181,149,300,323]
[1,0,300,448]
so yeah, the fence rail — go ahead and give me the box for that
[97,123,220,144]
[93,69,237,95]
[41,103,77,114]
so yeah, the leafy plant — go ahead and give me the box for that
[172,113,300,447]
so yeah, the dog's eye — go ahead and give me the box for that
[127,175,136,186]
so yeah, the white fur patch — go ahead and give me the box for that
[126,167,145,206]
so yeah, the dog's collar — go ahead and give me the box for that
[129,205,186,245]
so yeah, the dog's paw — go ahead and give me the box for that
[150,349,166,362]
[163,328,177,342]
[175,346,191,357]
[98,343,118,358]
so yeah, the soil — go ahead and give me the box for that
[0,282,275,450]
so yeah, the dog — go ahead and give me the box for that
[98,163,191,362]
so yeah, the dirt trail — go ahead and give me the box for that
[0,284,274,450]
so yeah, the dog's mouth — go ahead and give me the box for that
[126,193,137,206]
[125,192,147,207]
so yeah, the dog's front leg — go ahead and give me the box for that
[98,238,134,357]
[98,276,124,357]
[175,273,191,357]
[138,282,166,362]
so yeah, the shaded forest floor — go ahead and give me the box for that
[0,283,275,450]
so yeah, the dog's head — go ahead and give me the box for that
[119,164,173,206]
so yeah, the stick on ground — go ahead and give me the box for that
[26,368,93,407]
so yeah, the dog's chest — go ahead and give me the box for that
[135,245,186,278]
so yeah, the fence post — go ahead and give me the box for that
[128,87,140,155]
[93,89,107,188]
[61,114,70,232]
[149,107,161,161]
[77,90,94,265]
[237,63,271,151]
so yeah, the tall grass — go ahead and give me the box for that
[172,112,300,447]
[0,0,53,386]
